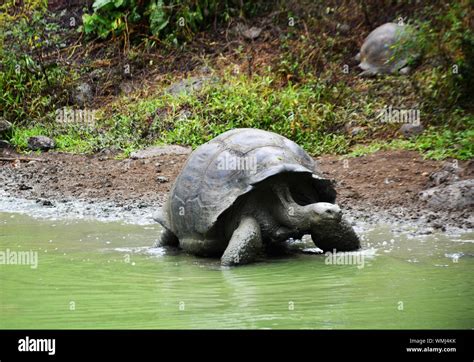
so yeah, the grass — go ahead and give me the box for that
[3,1,472,164]
[0,1,75,125]
[11,124,95,154]
[8,72,351,156]
[10,125,49,149]
[8,72,473,161]
[347,127,474,161]
[53,132,95,153]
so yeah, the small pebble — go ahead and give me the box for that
[156,176,169,183]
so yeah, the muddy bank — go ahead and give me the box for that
[0,147,472,232]
[318,151,473,234]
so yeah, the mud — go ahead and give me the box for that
[0,147,472,233]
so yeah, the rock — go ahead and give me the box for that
[19,184,33,190]
[165,76,216,96]
[349,126,365,136]
[36,199,54,207]
[419,179,474,210]
[428,162,462,186]
[242,26,262,40]
[119,82,134,95]
[338,23,350,34]
[419,228,433,235]
[28,136,55,151]
[399,123,424,138]
[176,109,192,122]
[73,82,93,105]
[130,145,192,159]
[232,23,262,40]
[97,147,120,161]
[0,118,12,134]
[344,121,365,136]
[156,176,169,183]
[198,65,213,74]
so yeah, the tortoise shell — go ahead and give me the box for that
[158,128,336,238]
[359,22,411,73]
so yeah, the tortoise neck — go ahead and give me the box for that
[288,204,312,230]
[274,186,312,230]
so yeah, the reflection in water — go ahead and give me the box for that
[0,212,473,329]
[221,268,259,328]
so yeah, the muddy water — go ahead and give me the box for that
[1,212,473,329]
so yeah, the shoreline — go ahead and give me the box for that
[1,148,472,234]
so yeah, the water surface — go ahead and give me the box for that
[1,213,473,329]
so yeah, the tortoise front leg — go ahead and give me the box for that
[221,216,263,266]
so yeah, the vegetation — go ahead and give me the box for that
[1,0,472,161]
[82,0,267,43]
[394,1,474,119]
[0,0,76,125]
[348,126,474,161]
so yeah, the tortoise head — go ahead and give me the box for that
[270,173,339,228]
[309,204,361,252]
[270,178,359,251]
[287,202,342,232]
[308,202,342,224]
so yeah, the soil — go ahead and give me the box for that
[318,151,473,232]
[1,147,472,232]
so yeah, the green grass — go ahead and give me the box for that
[10,125,95,154]
[347,127,474,161]
[10,125,49,149]
[54,132,94,153]
[8,72,473,161]
[91,73,352,156]
[400,127,474,160]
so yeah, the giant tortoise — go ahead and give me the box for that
[154,128,360,266]
[355,22,416,76]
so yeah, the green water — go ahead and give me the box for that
[1,212,473,329]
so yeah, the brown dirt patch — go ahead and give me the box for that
[1,148,471,215]
[318,150,472,210]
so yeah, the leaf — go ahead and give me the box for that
[130,7,142,22]
[148,0,169,35]
[82,14,96,34]
[93,0,115,11]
